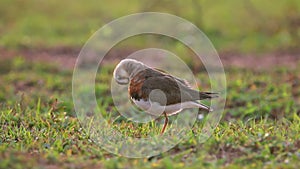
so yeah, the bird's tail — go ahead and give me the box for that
[199,92,219,100]
[193,101,213,112]
[184,89,219,101]
[188,92,217,112]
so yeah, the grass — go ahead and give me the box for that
[1,0,300,53]
[0,57,300,168]
[1,1,300,168]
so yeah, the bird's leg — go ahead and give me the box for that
[161,112,168,134]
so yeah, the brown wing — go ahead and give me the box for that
[141,75,196,105]
[153,69,218,100]
[129,68,217,105]
[129,68,177,101]
[153,67,191,88]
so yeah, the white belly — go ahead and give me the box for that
[132,99,210,117]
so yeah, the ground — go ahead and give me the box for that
[1,47,300,169]
[2,47,300,69]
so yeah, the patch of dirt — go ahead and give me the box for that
[221,51,300,70]
[1,47,300,70]
[0,47,79,70]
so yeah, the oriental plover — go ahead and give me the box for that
[113,59,217,134]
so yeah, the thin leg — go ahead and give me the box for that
[161,112,168,134]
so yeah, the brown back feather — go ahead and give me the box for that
[129,68,216,105]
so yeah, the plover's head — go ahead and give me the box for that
[113,59,146,85]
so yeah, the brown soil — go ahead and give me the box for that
[1,47,299,70]
[221,51,300,70]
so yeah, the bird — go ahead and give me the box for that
[113,59,218,134]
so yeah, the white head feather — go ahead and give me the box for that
[113,59,147,85]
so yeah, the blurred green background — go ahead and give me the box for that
[1,0,300,53]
